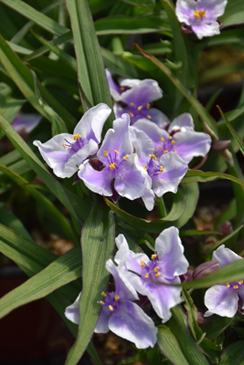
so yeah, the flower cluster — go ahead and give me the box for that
[65,227,189,348]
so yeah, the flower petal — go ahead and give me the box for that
[12,113,42,133]
[94,306,110,333]
[168,113,194,132]
[141,188,155,211]
[108,300,158,349]
[212,245,243,269]
[192,21,220,40]
[204,285,239,318]
[155,226,189,278]
[120,79,163,106]
[106,69,122,101]
[65,293,81,324]
[176,0,197,25]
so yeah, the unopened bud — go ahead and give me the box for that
[192,261,219,280]
[218,221,233,237]
[212,140,231,152]
[197,310,212,326]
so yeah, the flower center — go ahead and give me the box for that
[63,134,86,157]
[140,255,162,281]
[226,281,244,290]
[98,292,120,312]
[102,150,129,173]
[194,10,205,20]
[146,155,164,178]
[126,103,152,124]
[156,135,177,156]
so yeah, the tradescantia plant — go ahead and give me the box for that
[1,0,244,364]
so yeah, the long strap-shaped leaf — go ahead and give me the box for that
[65,196,115,365]
[66,0,114,132]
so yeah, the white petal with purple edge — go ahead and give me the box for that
[108,301,157,349]
[176,0,197,25]
[141,188,155,211]
[204,285,239,318]
[120,79,163,106]
[65,293,81,324]
[212,245,243,269]
[192,21,220,40]
[168,113,194,132]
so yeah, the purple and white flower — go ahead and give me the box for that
[130,126,188,211]
[176,0,228,40]
[106,70,168,126]
[134,112,211,164]
[12,113,42,134]
[33,103,111,178]
[78,113,150,201]
[115,227,189,323]
[204,245,244,318]
[65,259,158,349]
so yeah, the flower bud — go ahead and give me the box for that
[197,310,212,326]
[218,221,233,237]
[192,261,219,280]
[212,140,231,152]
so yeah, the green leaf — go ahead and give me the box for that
[94,11,170,35]
[66,0,114,132]
[65,197,115,365]
[0,202,32,240]
[207,225,243,256]
[204,315,236,342]
[220,0,244,27]
[220,341,244,365]
[182,169,244,188]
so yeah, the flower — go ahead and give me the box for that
[106,70,168,126]
[115,227,189,323]
[65,259,158,349]
[78,113,150,201]
[134,113,211,164]
[176,0,228,40]
[129,127,188,211]
[33,103,111,178]
[204,245,244,318]
[12,113,42,134]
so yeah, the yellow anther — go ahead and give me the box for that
[104,151,108,156]
[99,301,105,305]
[109,163,116,170]
[145,273,149,278]
[73,134,81,140]
[161,138,165,142]
[168,136,172,140]
[109,305,114,311]
[174,150,177,153]
[114,150,119,154]
[158,146,162,150]
[234,285,239,289]
[149,154,156,160]
[141,261,146,268]
[129,112,134,117]
[154,267,160,272]
[120,87,125,91]
[151,254,158,260]
[147,115,152,119]
[155,273,161,278]
[130,102,134,106]
[239,281,243,285]
[163,150,169,154]
[63,144,66,149]
[68,146,72,149]
[160,166,164,171]
[226,283,230,288]
[115,295,120,301]
[143,165,147,170]
[146,103,150,109]
[137,106,143,111]
[194,10,205,20]
[123,155,129,160]
[101,292,107,297]
[171,140,176,145]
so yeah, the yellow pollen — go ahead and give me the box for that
[171,140,176,145]
[101,292,107,297]
[168,136,172,140]
[160,166,164,171]
[143,165,147,170]
[120,87,125,91]
[130,102,134,106]
[226,283,230,288]
[73,134,81,140]
[158,146,162,150]
[123,155,129,160]
[99,301,105,305]
[114,150,119,154]
[174,150,177,153]
[141,261,145,268]
[154,267,160,272]
[155,273,161,278]
[63,144,66,149]
[164,150,169,154]
[110,163,116,170]
[149,154,156,160]
[129,112,134,117]
[147,115,152,119]
[68,146,72,149]
[137,106,143,111]
[194,10,205,20]
[145,273,149,278]
[109,305,114,311]
[115,295,120,301]
[161,138,165,142]
[234,285,239,289]
[104,151,108,156]
[239,281,244,285]
[151,254,158,260]
[146,103,150,109]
